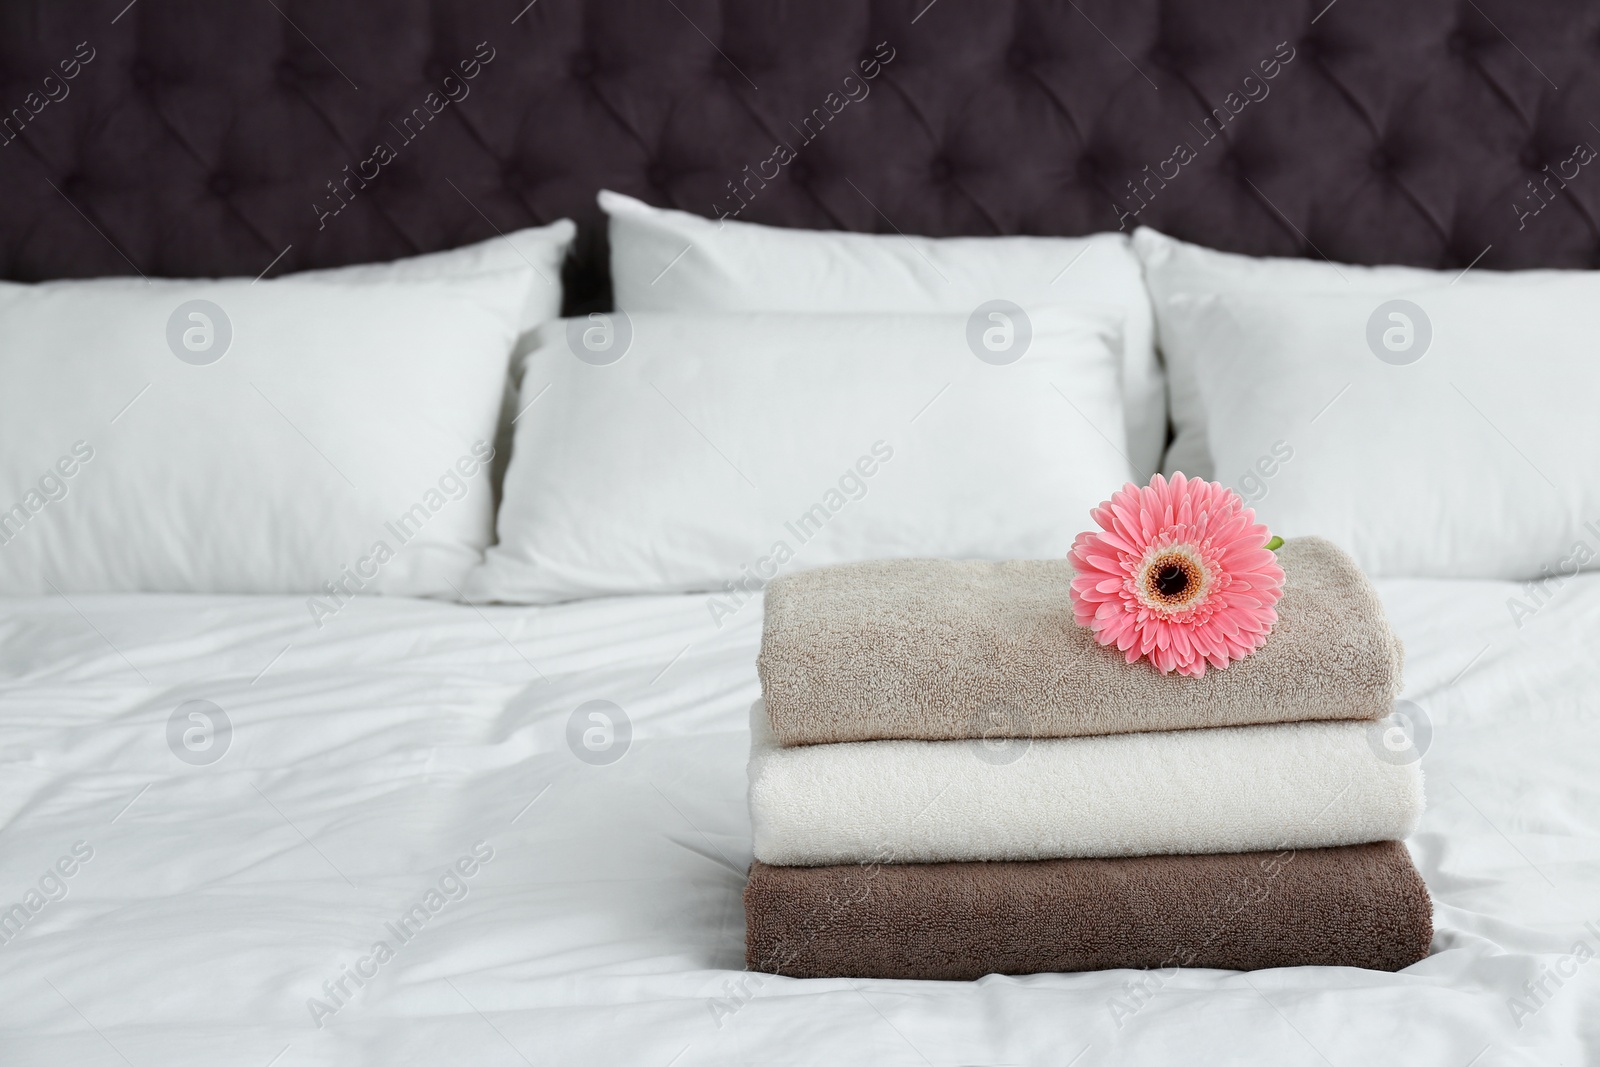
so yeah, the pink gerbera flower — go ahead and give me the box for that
[1068,473,1284,677]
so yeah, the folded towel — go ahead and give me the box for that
[747,702,1423,865]
[745,841,1433,979]
[757,536,1402,746]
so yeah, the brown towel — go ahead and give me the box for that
[745,841,1432,979]
[757,536,1402,746]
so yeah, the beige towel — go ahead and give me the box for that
[757,537,1401,745]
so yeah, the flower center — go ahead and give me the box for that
[1145,553,1201,606]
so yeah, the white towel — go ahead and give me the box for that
[748,702,1424,866]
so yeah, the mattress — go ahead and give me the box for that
[1,575,1597,1065]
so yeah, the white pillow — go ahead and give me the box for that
[468,308,1133,606]
[1173,284,1600,580]
[0,269,534,598]
[602,191,1162,479]
[1132,226,1569,479]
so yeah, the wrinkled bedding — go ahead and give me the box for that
[0,573,1597,1065]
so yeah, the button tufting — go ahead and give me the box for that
[4,0,1596,294]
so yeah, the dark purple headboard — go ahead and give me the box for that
[4,0,1599,311]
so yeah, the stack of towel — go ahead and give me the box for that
[744,537,1431,979]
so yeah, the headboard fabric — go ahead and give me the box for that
[3,0,1599,311]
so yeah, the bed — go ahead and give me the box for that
[2,578,1596,1064]
[4,1,1600,1064]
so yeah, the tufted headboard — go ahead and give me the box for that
[3,0,1599,312]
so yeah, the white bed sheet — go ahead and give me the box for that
[0,574,1596,1066]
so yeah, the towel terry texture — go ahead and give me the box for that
[747,701,1424,866]
[757,536,1402,746]
[744,841,1433,979]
